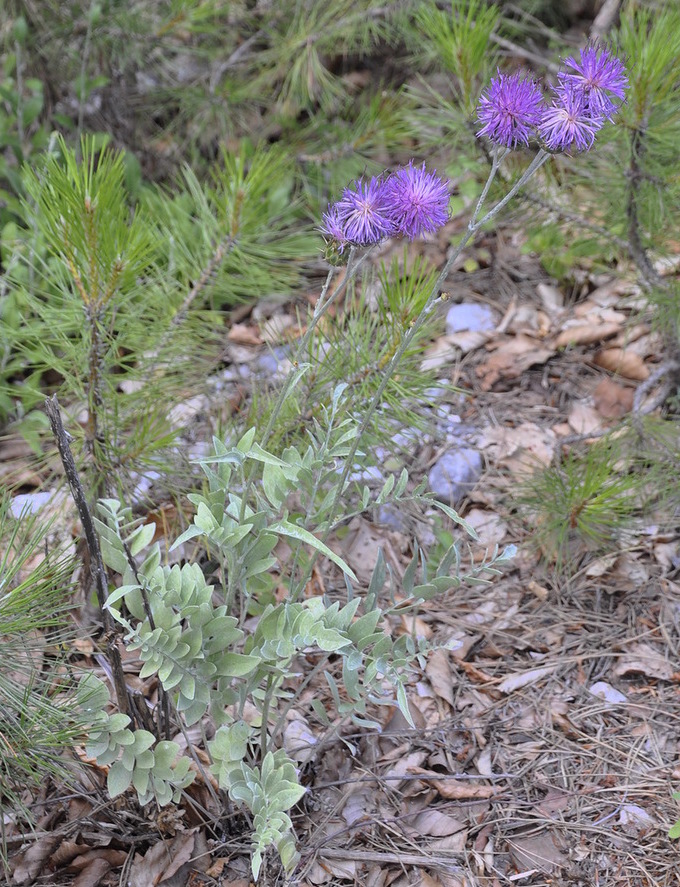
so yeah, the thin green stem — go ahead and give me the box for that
[260,673,275,758]
[237,246,371,530]
[470,145,508,224]
[259,246,367,450]
[293,149,551,596]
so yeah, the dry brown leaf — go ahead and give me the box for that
[446,630,480,661]
[497,664,559,694]
[505,303,541,334]
[589,681,627,704]
[508,830,568,873]
[419,874,444,887]
[567,402,603,435]
[594,348,650,380]
[400,614,433,640]
[527,580,549,601]
[413,770,499,799]
[206,873,246,887]
[475,747,494,777]
[610,323,650,348]
[554,322,620,348]
[318,857,357,880]
[362,867,390,887]
[611,552,649,586]
[593,377,634,418]
[425,649,454,707]
[127,831,196,887]
[584,553,618,578]
[479,422,556,477]
[612,643,675,681]
[306,860,332,885]
[437,874,466,887]
[72,858,112,887]
[457,659,497,686]
[412,809,467,838]
[340,517,404,586]
[536,790,571,817]
[428,831,469,853]
[260,314,294,343]
[341,789,373,826]
[11,835,61,885]
[49,841,84,869]
[654,542,677,569]
[283,713,318,763]
[588,277,638,304]
[446,330,490,353]
[536,282,564,317]
[420,336,460,371]
[382,750,429,786]
[227,323,263,345]
[475,334,554,390]
[463,508,508,546]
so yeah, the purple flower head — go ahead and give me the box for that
[476,70,545,148]
[320,204,349,254]
[334,176,393,246]
[557,42,628,121]
[383,162,450,240]
[539,83,604,153]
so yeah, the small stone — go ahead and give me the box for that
[348,465,383,483]
[374,504,407,531]
[588,682,627,704]
[10,491,53,518]
[392,427,429,450]
[438,420,478,449]
[424,385,450,400]
[618,804,655,830]
[131,471,161,502]
[428,448,482,503]
[255,346,290,377]
[446,302,496,335]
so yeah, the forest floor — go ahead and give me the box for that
[4,201,680,887]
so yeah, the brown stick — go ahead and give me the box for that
[45,394,130,718]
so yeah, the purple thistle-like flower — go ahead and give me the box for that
[334,176,393,246]
[557,42,628,121]
[383,162,450,240]
[320,204,350,253]
[476,70,545,148]
[539,83,604,153]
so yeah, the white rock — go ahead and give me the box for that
[588,682,628,704]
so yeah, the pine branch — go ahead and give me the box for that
[44,394,131,720]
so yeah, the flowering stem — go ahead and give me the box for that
[238,247,371,524]
[293,150,551,596]
[470,146,509,226]
[476,149,550,229]
[255,247,376,452]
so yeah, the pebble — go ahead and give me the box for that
[428,447,482,503]
[374,504,408,531]
[255,346,291,377]
[588,682,628,704]
[446,302,496,335]
[9,491,53,518]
